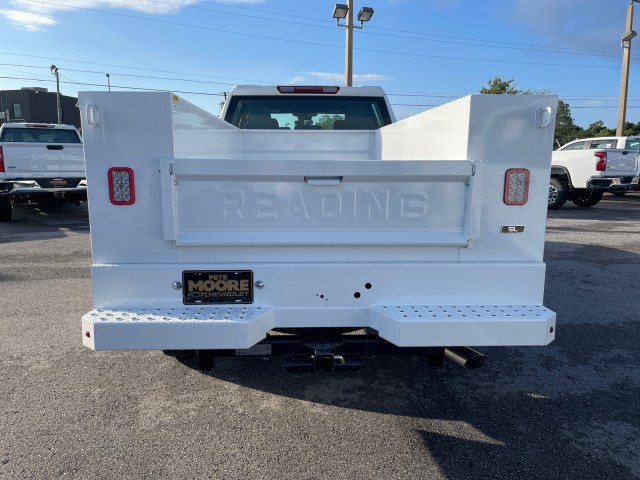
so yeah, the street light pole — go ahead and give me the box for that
[50,65,61,124]
[106,73,111,91]
[345,0,354,87]
[616,0,638,136]
[333,3,374,87]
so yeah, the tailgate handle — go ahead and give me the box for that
[304,176,343,186]
[47,145,64,150]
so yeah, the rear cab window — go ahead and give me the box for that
[224,96,392,130]
[0,128,81,143]
[588,139,616,149]
[559,141,587,151]
[625,138,639,151]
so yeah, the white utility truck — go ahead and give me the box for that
[79,86,557,372]
[0,122,86,221]
[549,136,640,209]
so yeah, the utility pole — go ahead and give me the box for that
[616,0,638,136]
[50,65,61,124]
[345,0,354,87]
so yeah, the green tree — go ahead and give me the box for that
[554,100,583,147]
[314,114,343,130]
[480,76,522,94]
[623,121,640,136]
[479,76,549,95]
[584,120,615,138]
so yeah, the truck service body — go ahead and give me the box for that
[0,122,86,221]
[79,86,557,371]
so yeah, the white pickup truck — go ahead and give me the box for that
[0,123,86,221]
[549,136,640,209]
[78,86,557,372]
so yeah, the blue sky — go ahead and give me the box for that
[0,0,639,129]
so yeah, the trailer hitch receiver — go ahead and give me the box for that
[285,350,361,372]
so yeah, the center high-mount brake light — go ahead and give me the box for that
[108,167,135,205]
[503,168,530,206]
[594,151,607,172]
[277,86,340,94]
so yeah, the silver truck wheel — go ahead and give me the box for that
[548,178,568,210]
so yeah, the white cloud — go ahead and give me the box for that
[353,73,394,82]
[0,0,265,31]
[0,9,56,31]
[308,72,393,82]
[308,72,343,82]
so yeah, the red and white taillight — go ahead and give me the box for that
[108,167,135,205]
[503,168,530,205]
[594,151,607,172]
[0,146,5,173]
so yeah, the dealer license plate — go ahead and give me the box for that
[182,270,253,305]
[46,178,69,188]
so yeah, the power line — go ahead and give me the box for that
[18,0,635,70]
[0,75,226,96]
[0,63,239,86]
[3,73,637,111]
[21,0,636,61]
[185,0,640,61]
[194,0,638,61]
[0,52,279,84]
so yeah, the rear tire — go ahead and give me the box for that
[571,190,603,208]
[196,350,215,371]
[0,197,12,222]
[548,178,568,210]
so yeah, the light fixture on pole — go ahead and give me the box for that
[333,1,374,87]
[106,73,111,91]
[50,65,61,124]
[616,0,639,136]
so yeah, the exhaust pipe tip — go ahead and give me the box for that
[444,346,487,370]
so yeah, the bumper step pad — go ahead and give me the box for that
[82,306,274,350]
[82,304,555,350]
[370,304,556,347]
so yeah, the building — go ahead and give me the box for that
[0,87,80,129]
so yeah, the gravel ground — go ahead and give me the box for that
[1,194,639,480]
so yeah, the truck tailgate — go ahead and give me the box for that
[1,143,85,179]
[605,150,639,177]
[161,158,480,247]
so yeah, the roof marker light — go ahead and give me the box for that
[504,168,530,206]
[108,167,135,205]
[277,86,340,94]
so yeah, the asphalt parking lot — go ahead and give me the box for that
[1,194,639,480]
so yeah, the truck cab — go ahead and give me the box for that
[220,85,395,130]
